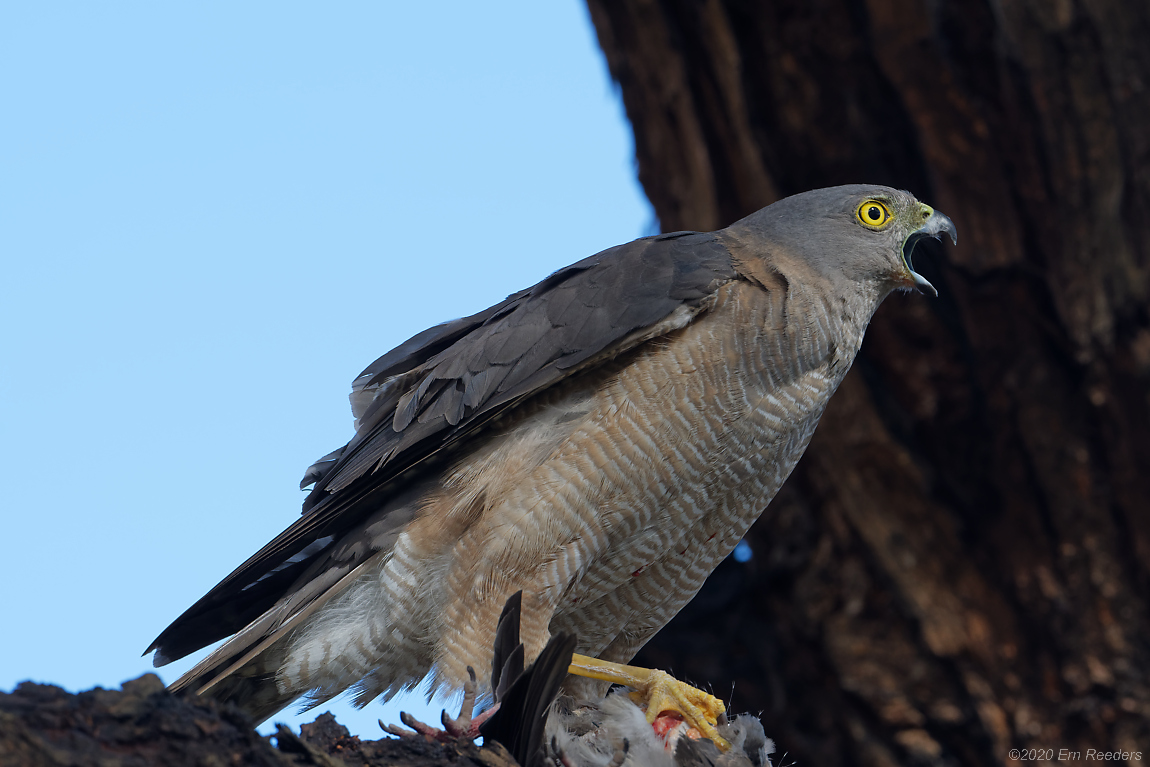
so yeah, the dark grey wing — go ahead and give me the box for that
[297,288,538,489]
[311,231,735,502]
[147,231,737,666]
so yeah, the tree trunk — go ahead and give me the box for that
[585,1,1150,765]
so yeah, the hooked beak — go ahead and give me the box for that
[902,210,957,297]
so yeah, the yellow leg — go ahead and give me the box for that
[567,653,730,750]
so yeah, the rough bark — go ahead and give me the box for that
[585,1,1150,766]
[0,675,517,767]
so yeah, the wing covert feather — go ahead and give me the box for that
[311,231,737,505]
[147,231,738,665]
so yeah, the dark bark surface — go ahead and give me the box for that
[0,675,517,767]
[585,1,1150,766]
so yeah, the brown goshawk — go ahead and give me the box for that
[147,184,956,735]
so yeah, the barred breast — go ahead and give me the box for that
[276,276,869,707]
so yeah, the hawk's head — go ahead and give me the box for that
[726,184,958,299]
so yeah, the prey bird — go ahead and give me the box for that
[147,185,956,744]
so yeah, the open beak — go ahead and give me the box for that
[903,211,957,297]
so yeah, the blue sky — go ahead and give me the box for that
[0,2,651,737]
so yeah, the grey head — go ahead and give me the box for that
[722,184,957,299]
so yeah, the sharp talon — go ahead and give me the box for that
[380,668,487,743]
[379,719,416,738]
[568,655,730,751]
[441,709,459,736]
[460,666,478,720]
[398,710,444,741]
[441,666,480,737]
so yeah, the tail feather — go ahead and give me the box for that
[163,557,378,723]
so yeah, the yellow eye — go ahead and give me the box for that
[856,199,892,228]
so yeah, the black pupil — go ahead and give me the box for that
[867,206,882,221]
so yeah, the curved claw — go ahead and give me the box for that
[441,666,478,737]
[567,653,730,751]
[381,666,496,743]
[628,669,730,750]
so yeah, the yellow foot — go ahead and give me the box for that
[567,653,730,751]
